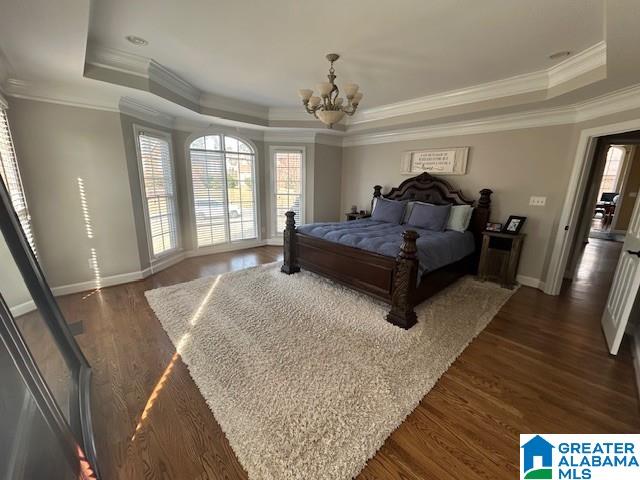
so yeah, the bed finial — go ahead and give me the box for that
[372,185,383,211]
[386,229,419,329]
[478,188,493,209]
[281,211,300,275]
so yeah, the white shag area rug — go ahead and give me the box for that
[145,263,515,480]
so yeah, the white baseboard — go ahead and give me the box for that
[633,326,640,401]
[46,240,276,297]
[516,274,545,291]
[142,251,187,277]
[9,300,37,317]
[265,237,283,246]
[50,269,146,296]
[185,239,267,257]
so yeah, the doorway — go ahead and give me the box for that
[564,130,640,355]
[589,144,637,242]
[566,133,640,279]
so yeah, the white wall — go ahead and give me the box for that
[342,126,575,283]
[7,98,141,288]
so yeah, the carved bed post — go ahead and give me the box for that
[478,188,493,210]
[472,188,493,239]
[372,185,382,211]
[386,230,419,329]
[281,211,300,275]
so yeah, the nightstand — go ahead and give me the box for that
[345,212,370,221]
[478,231,525,289]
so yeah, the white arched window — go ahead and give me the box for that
[189,134,257,247]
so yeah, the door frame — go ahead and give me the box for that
[0,176,100,477]
[609,145,636,232]
[546,119,640,295]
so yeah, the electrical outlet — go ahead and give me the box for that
[529,196,546,206]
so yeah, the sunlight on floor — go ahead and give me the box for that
[190,275,221,326]
[130,275,221,442]
[130,351,180,442]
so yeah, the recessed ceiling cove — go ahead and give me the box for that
[88,0,604,109]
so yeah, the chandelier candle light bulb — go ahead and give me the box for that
[299,53,363,128]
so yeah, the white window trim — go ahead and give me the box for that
[133,124,181,262]
[269,145,306,238]
[185,132,261,250]
[0,105,37,254]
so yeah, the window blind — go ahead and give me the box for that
[273,149,303,233]
[137,131,178,257]
[0,109,36,253]
[189,135,257,247]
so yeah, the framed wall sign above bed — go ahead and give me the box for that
[400,147,469,175]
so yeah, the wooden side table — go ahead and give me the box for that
[345,212,370,221]
[478,231,525,289]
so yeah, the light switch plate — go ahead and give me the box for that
[529,196,547,206]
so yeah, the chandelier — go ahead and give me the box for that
[298,53,363,128]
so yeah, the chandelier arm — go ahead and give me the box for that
[332,84,340,108]
[343,105,358,116]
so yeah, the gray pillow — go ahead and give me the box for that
[446,205,474,233]
[407,203,452,231]
[371,198,406,224]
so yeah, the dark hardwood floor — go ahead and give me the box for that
[55,239,639,480]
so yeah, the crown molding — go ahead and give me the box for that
[343,107,576,147]
[201,92,269,120]
[315,133,344,147]
[574,84,640,123]
[268,107,312,122]
[85,44,150,77]
[3,78,120,113]
[349,71,548,125]
[347,41,607,126]
[148,60,200,104]
[264,131,317,144]
[343,82,640,147]
[547,41,606,88]
[86,44,201,105]
[119,97,175,129]
[263,131,344,146]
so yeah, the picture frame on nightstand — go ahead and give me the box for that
[503,215,527,234]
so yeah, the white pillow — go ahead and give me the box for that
[446,205,474,233]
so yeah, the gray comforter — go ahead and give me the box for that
[297,218,475,277]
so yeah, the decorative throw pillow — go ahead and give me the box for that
[446,205,474,233]
[407,203,452,231]
[371,198,407,224]
[402,201,442,223]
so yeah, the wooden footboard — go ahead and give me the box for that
[281,211,420,329]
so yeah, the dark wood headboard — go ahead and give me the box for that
[372,172,492,245]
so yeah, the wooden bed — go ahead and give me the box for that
[281,172,492,329]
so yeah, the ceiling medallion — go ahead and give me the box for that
[298,53,363,128]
